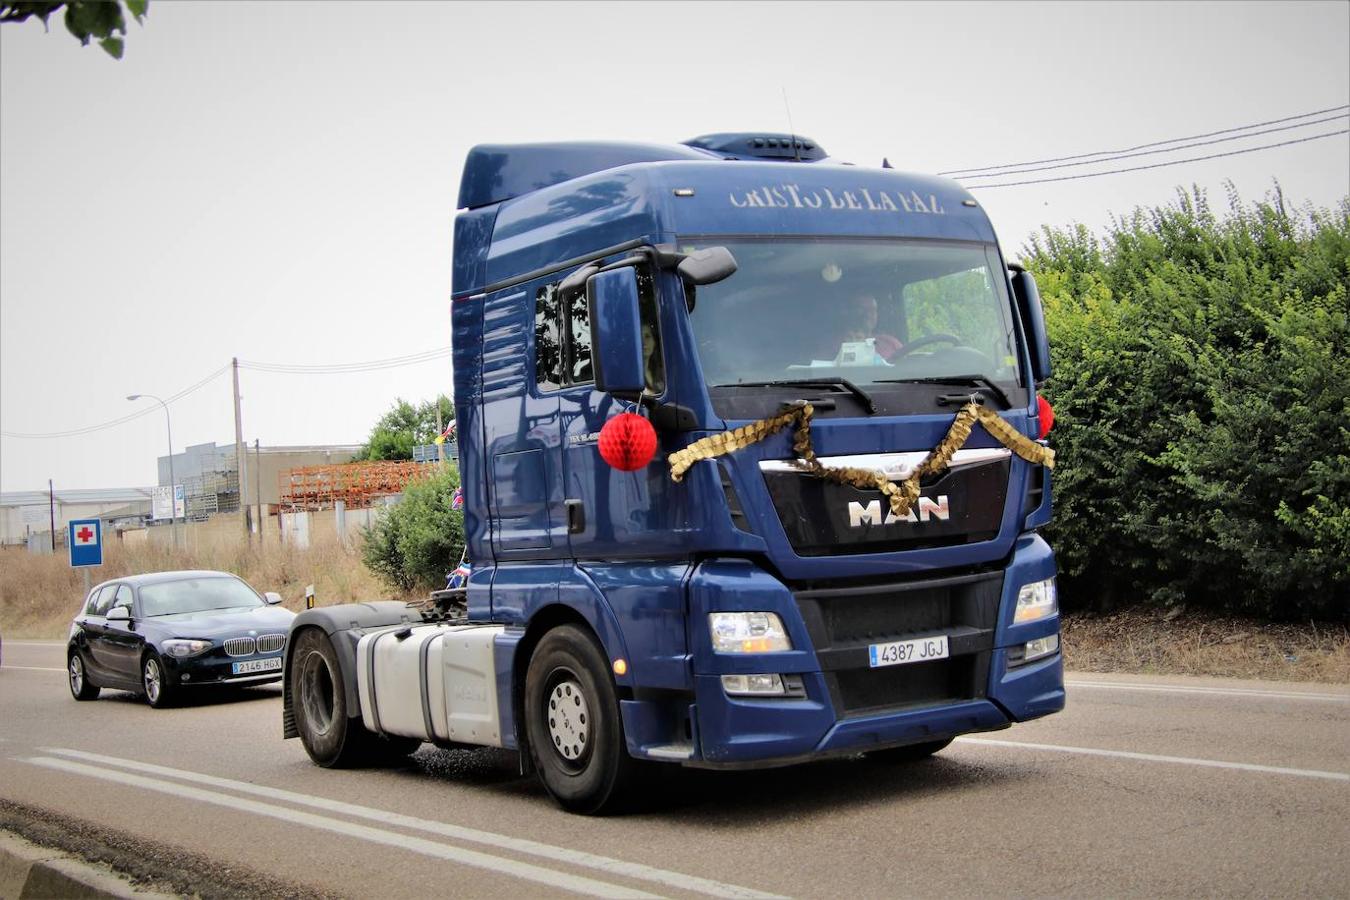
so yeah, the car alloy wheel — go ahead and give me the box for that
[143,656,162,704]
[68,653,99,701]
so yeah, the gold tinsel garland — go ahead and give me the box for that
[668,400,1055,520]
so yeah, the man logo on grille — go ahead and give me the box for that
[848,496,950,528]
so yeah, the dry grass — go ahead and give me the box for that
[1063,608,1350,684]
[0,536,412,639]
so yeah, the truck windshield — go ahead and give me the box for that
[685,239,1022,393]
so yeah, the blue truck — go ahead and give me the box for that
[282,133,1064,814]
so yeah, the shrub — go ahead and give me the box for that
[1024,186,1349,620]
[361,467,464,592]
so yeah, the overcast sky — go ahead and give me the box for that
[2,0,1347,492]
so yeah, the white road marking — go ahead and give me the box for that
[25,756,663,899]
[43,747,783,899]
[956,737,1350,782]
[1066,679,1350,703]
[0,666,66,673]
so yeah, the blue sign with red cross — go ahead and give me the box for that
[68,518,103,568]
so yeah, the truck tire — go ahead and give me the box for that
[290,627,419,768]
[866,737,954,763]
[524,625,638,814]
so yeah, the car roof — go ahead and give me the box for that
[102,571,242,589]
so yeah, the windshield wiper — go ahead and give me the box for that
[715,378,877,415]
[875,374,1012,410]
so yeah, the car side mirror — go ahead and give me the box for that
[264,592,284,605]
[106,606,131,622]
[1010,268,1052,383]
[587,268,646,397]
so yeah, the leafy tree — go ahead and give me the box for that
[361,468,464,592]
[0,1,147,59]
[357,395,454,461]
[1024,185,1349,620]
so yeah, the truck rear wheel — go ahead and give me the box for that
[525,625,638,814]
[291,627,419,768]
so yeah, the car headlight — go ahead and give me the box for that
[1014,577,1058,623]
[162,639,212,658]
[709,612,792,653]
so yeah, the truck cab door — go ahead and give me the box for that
[558,265,673,559]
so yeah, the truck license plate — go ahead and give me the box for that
[232,657,283,675]
[868,635,949,668]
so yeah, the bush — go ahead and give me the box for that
[361,468,464,592]
[1025,186,1349,621]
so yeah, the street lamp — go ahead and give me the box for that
[128,393,180,549]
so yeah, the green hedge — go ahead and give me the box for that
[361,468,464,592]
[1025,187,1349,620]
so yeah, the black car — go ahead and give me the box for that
[67,570,296,708]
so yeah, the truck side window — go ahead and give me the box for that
[637,268,664,394]
[567,288,593,384]
[535,284,562,391]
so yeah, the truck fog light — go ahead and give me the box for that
[1014,578,1058,623]
[1024,634,1060,662]
[721,673,786,696]
[709,612,791,653]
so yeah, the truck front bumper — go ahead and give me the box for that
[678,535,1066,768]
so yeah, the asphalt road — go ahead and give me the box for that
[2,640,1347,898]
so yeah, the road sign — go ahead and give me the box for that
[68,518,103,568]
[153,485,186,520]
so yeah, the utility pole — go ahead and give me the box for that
[232,357,249,543]
[254,438,264,548]
[48,479,56,551]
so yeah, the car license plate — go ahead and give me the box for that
[232,657,283,675]
[868,635,949,668]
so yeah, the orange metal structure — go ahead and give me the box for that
[279,460,433,511]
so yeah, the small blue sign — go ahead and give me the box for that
[68,518,103,568]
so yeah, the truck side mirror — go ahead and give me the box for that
[587,268,646,396]
[1010,269,1052,383]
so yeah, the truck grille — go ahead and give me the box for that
[223,637,257,657]
[793,570,1002,717]
[257,634,286,653]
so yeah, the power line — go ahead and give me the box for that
[940,104,1350,176]
[964,129,1349,190]
[1,364,231,439]
[238,347,451,374]
[958,113,1348,180]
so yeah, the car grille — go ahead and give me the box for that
[793,570,1003,717]
[223,637,257,657]
[257,633,286,653]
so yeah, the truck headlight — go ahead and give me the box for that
[709,612,791,653]
[1014,578,1058,623]
[163,639,212,658]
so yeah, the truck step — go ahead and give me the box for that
[644,742,695,761]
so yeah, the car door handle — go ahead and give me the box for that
[565,499,585,535]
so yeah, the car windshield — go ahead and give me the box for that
[139,577,264,617]
[685,238,1021,389]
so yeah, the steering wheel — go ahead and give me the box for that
[895,333,963,357]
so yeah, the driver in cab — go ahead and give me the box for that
[836,293,903,365]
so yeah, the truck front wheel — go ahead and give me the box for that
[524,625,638,814]
[291,627,419,767]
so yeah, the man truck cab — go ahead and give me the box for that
[283,133,1063,814]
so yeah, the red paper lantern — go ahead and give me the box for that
[598,412,657,471]
[1036,395,1055,440]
